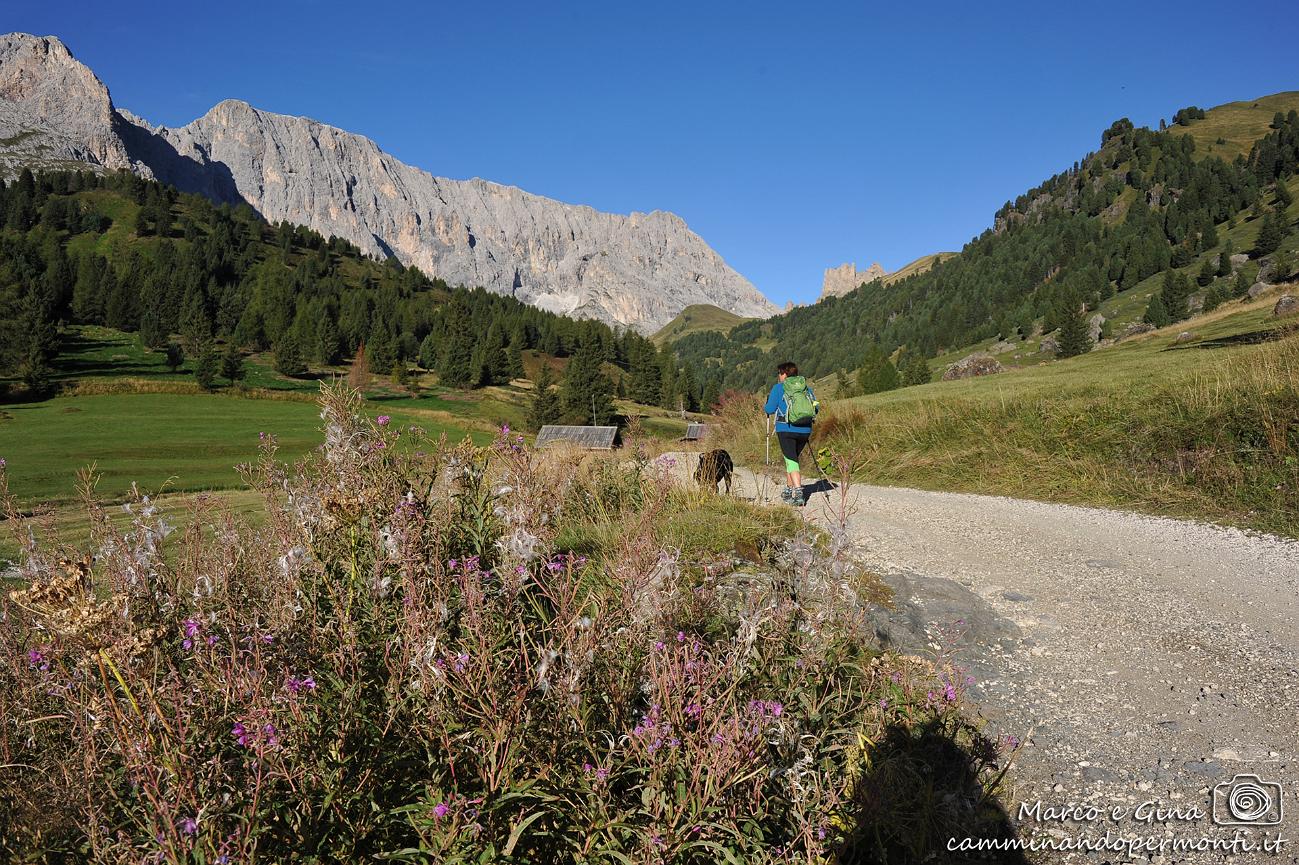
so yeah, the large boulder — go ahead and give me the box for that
[987,339,1016,354]
[942,353,1005,381]
[1038,336,1059,354]
[1229,253,1249,270]
[1274,295,1299,318]
[1248,281,1273,299]
[1174,331,1197,344]
[1117,321,1155,341]
[1088,313,1106,343]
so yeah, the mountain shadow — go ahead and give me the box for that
[114,112,245,208]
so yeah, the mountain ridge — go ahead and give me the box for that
[0,33,776,333]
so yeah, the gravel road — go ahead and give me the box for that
[675,453,1299,862]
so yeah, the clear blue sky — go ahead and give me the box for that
[13,0,1299,305]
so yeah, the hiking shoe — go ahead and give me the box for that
[780,486,794,503]
[791,488,806,507]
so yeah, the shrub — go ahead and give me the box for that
[0,385,1014,863]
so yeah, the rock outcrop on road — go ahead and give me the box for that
[0,33,777,333]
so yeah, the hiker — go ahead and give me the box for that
[764,361,817,506]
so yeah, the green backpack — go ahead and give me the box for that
[782,376,816,426]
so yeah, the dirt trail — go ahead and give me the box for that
[670,452,1299,859]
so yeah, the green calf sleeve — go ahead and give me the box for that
[783,456,800,473]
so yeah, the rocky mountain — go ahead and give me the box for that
[820,261,887,299]
[0,33,776,332]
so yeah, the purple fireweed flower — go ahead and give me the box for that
[182,639,193,650]
[944,683,958,703]
[685,703,702,718]
[676,631,685,642]
[286,675,317,694]
[501,423,510,435]
[377,415,391,426]
[583,762,594,774]
[181,817,197,835]
[966,675,976,686]
[182,619,201,638]
[433,802,450,819]
[232,722,250,747]
[879,698,888,709]
[596,767,608,781]
[206,634,218,646]
[0,458,6,468]
[890,671,902,684]
[654,640,666,652]
[260,633,274,644]
[263,723,279,747]
[26,648,43,666]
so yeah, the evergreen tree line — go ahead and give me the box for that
[0,168,707,412]
[671,111,1299,394]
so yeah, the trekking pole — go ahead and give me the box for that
[764,415,771,467]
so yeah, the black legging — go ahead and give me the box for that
[776,431,810,471]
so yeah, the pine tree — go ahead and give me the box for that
[274,335,306,377]
[527,363,562,431]
[701,379,720,412]
[1232,269,1251,298]
[193,349,219,391]
[1056,307,1093,358]
[436,298,478,389]
[220,343,245,385]
[856,346,900,394]
[165,341,185,373]
[1159,270,1193,321]
[901,351,932,387]
[1143,293,1171,327]
[479,322,511,386]
[561,340,615,425]
[1277,181,1294,211]
[1217,239,1234,278]
[1196,257,1216,287]
[1254,212,1286,256]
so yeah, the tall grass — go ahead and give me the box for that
[779,335,1299,536]
[0,385,1017,863]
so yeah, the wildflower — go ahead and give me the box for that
[944,682,958,703]
[232,722,250,747]
[263,723,279,747]
[433,802,450,819]
[596,767,609,782]
[182,619,200,649]
[0,457,6,467]
[261,633,274,644]
[685,702,702,718]
[654,640,666,652]
[206,634,218,646]
[676,631,685,642]
[377,415,391,426]
[180,817,197,835]
[878,698,888,710]
[286,675,317,694]
[501,423,510,435]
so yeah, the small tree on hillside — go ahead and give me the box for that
[221,343,246,386]
[856,346,900,395]
[1196,257,1216,287]
[1056,307,1093,358]
[1143,293,1171,328]
[900,351,932,387]
[274,336,307,377]
[1217,239,1234,278]
[1277,181,1294,211]
[1254,212,1286,257]
[164,341,185,374]
[527,364,562,431]
[193,349,219,391]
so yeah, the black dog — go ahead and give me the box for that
[694,449,734,495]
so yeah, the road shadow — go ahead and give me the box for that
[835,717,1027,864]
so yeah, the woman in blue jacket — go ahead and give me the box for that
[763,361,816,506]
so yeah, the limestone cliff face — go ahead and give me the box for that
[0,33,776,333]
[820,262,886,300]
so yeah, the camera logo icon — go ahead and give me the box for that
[1212,774,1283,826]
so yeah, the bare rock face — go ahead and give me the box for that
[0,33,775,333]
[1273,295,1299,317]
[942,353,1004,380]
[821,262,886,300]
[0,33,141,176]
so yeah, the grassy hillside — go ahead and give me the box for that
[651,303,752,345]
[671,94,1299,394]
[1168,91,1299,161]
[725,291,1299,536]
[884,251,956,284]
